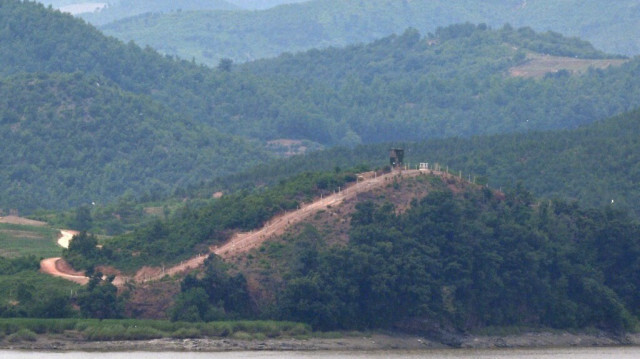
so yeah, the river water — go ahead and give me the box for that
[2,347,640,359]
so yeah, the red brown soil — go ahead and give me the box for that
[124,280,181,319]
[40,257,89,285]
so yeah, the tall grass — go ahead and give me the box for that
[0,318,311,341]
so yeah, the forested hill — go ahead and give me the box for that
[4,0,640,211]
[267,177,640,332]
[64,169,640,333]
[99,0,640,66]
[203,107,640,219]
[0,72,268,212]
[4,0,640,147]
[0,0,279,212]
[237,25,640,145]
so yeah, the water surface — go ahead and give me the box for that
[3,347,640,359]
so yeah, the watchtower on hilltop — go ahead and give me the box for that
[389,148,404,168]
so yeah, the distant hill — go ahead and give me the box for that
[0,72,268,212]
[235,25,639,145]
[79,0,239,26]
[227,0,309,10]
[9,1,640,148]
[39,0,238,25]
[4,1,640,212]
[99,0,640,66]
[0,1,275,213]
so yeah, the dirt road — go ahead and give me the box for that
[39,229,85,283]
[43,169,440,285]
[40,257,89,285]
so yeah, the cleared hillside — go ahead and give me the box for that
[508,53,628,78]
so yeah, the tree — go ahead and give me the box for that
[74,205,92,231]
[217,58,233,72]
[64,231,100,270]
[76,273,123,319]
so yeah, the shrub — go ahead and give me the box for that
[7,329,37,342]
[200,321,233,337]
[171,327,202,339]
[83,324,126,341]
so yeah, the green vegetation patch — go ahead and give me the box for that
[0,318,310,341]
[275,185,640,333]
[0,269,80,319]
[0,223,60,258]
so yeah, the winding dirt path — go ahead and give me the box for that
[43,169,443,286]
[39,229,87,284]
[40,257,89,285]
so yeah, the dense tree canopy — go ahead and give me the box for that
[276,181,640,332]
[3,0,640,215]
[198,108,640,220]
[0,72,268,212]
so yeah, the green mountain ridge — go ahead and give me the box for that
[99,0,640,66]
[4,0,640,213]
[203,107,640,219]
[2,0,640,338]
[78,0,239,26]
[226,0,309,10]
[0,72,268,213]
[232,25,639,144]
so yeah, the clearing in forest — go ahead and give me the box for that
[509,53,627,78]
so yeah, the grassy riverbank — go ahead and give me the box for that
[2,318,640,349]
[0,318,310,342]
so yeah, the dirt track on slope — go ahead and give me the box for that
[128,169,429,283]
[42,169,442,286]
[40,257,89,285]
